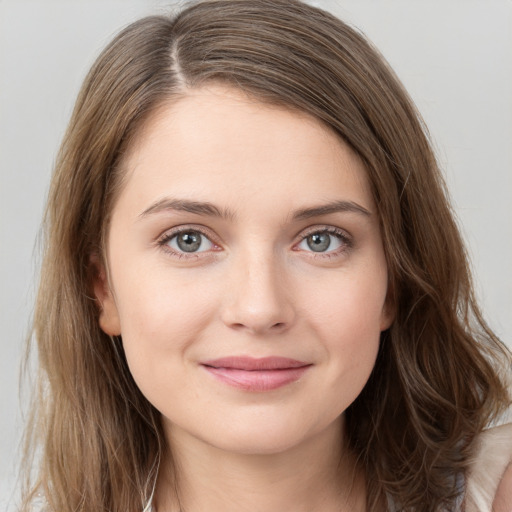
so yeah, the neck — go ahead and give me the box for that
[154,417,366,512]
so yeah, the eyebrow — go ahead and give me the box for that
[138,198,236,220]
[292,200,372,220]
[138,197,371,221]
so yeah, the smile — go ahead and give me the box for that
[200,356,312,392]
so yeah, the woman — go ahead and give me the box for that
[20,0,511,510]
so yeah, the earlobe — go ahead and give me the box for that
[380,304,394,332]
[90,254,121,336]
[380,286,396,332]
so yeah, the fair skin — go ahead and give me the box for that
[94,84,392,511]
[493,463,512,512]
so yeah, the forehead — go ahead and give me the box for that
[116,84,374,217]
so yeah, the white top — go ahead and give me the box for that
[465,422,512,511]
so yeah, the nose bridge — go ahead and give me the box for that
[221,243,294,334]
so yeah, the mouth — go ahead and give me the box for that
[200,356,312,392]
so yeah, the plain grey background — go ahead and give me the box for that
[1,0,511,507]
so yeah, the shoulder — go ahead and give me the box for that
[493,461,512,512]
[465,422,512,512]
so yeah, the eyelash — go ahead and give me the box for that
[156,225,353,260]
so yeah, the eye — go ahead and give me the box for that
[164,229,215,253]
[296,229,350,254]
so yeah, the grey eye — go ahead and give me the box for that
[297,231,345,254]
[169,231,213,253]
[306,233,331,252]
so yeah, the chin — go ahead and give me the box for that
[184,412,342,457]
[206,430,310,456]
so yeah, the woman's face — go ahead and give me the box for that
[95,84,392,455]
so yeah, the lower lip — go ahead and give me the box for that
[202,365,311,391]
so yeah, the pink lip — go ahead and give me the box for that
[201,356,312,392]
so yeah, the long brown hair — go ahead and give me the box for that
[21,1,510,510]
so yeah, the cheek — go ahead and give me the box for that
[305,260,387,334]
[110,263,217,385]
[303,266,386,381]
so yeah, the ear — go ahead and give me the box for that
[380,281,396,332]
[380,302,395,332]
[90,254,121,336]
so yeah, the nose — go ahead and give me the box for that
[220,250,295,335]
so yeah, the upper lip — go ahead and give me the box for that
[201,356,311,371]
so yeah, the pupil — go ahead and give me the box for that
[177,232,201,252]
[307,233,330,252]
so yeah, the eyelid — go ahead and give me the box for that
[295,224,352,242]
[298,224,350,237]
